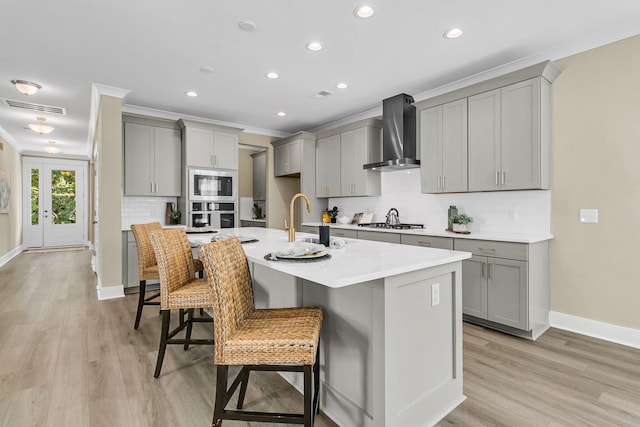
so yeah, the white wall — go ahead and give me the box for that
[330,169,550,234]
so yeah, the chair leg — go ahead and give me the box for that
[184,309,194,351]
[134,280,147,329]
[154,310,171,378]
[213,365,229,427]
[236,367,251,409]
[304,365,312,427]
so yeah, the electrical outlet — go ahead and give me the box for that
[431,283,440,307]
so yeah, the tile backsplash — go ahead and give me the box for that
[330,169,550,234]
[122,196,178,229]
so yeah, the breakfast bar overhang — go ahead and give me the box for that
[192,227,471,427]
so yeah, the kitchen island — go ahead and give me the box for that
[190,227,471,427]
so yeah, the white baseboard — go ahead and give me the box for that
[96,279,125,300]
[550,311,640,350]
[0,245,24,268]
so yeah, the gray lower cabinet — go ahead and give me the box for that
[357,230,400,243]
[122,231,159,290]
[331,228,358,239]
[455,238,549,340]
[400,234,453,249]
[300,225,319,234]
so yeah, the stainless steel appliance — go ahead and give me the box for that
[188,169,236,201]
[190,201,236,228]
[385,208,400,226]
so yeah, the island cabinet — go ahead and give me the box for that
[468,77,550,191]
[274,139,301,176]
[122,231,159,289]
[251,151,266,201]
[123,120,181,197]
[454,238,550,340]
[316,119,382,198]
[178,119,241,170]
[420,98,468,193]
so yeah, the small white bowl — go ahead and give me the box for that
[337,216,350,224]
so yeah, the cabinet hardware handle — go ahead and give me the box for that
[481,262,485,278]
[478,247,496,253]
[488,263,493,279]
[418,241,432,246]
[442,175,446,189]
[210,155,214,166]
[502,170,506,186]
[214,155,218,167]
[496,171,499,186]
[437,176,441,189]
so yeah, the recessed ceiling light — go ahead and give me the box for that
[185,91,198,97]
[443,28,464,39]
[306,42,323,51]
[266,72,279,79]
[11,79,42,95]
[354,5,375,18]
[238,20,257,32]
[199,66,214,73]
[277,111,286,117]
[336,82,348,89]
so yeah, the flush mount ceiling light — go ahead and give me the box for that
[185,91,198,97]
[336,82,348,89]
[354,5,375,18]
[28,116,54,134]
[277,111,286,117]
[43,140,61,154]
[306,42,323,51]
[266,72,279,79]
[238,20,257,32]
[11,79,42,95]
[443,28,464,39]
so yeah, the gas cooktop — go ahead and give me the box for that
[358,223,424,230]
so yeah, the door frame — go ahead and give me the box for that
[22,157,89,248]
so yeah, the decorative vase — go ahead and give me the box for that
[452,223,466,232]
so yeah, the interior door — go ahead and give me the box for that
[23,158,87,248]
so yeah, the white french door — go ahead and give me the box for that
[22,158,88,248]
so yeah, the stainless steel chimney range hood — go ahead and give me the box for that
[364,93,420,171]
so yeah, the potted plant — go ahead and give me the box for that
[326,206,339,223]
[169,209,181,225]
[450,213,473,232]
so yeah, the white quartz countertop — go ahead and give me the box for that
[303,222,553,244]
[189,227,471,289]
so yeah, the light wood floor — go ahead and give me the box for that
[1,250,639,426]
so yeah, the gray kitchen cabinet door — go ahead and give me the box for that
[357,230,400,243]
[251,151,266,201]
[420,99,467,193]
[315,135,340,197]
[461,255,488,319]
[340,127,379,196]
[468,89,501,191]
[124,122,154,196]
[275,140,301,176]
[500,78,545,190]
[400,234,454,249]
[420,106,442,193]
[184,126,214,168]
[153,127,181,196]
[487,257,528,330]
[212,130,238,169]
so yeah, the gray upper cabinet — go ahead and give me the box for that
[124,121,181,197]
[251,151,266,201]
[316,119,382,198]
[420,98,468,193]
[179,119,240,170]
[416,61,559,194]
[274,140,301,176]
[316,135,341,197]
[468,78,550,191]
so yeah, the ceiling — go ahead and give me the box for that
[1,1,639,159]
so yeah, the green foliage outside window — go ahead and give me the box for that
[31,169,77,225]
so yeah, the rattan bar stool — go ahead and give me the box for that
[149,228,214,378]
[131,222,204,329]
[198,237,323,427]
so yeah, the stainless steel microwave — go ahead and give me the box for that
[188,169,236,202]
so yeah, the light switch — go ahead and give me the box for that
[579,209,598,224]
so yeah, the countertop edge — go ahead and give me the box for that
[302,222,553,244]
